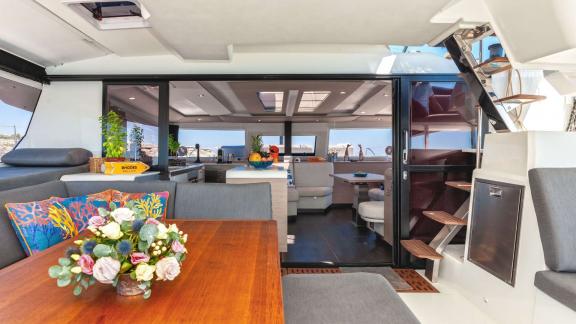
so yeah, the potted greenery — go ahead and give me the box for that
[99,110,127,162]
[168,134,181,157]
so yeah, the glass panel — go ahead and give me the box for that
[105,85,159,165]
[81,2,142,19]
[257,92,283,112]
[178,129,245,159]
[298,91,331,112]
[409,81,477,165]
[292,135,316,155]
[408,171,471,243]
[0,76,41,160]
[261,135,284,154]
[328,128,393,161]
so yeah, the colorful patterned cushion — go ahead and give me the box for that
[5,198,78,256]
[111,191,170,220]
[52,190,114,232]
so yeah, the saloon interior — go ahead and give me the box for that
[1,1,576,324]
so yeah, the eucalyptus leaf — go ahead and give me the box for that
[120,221,132,232]
[57,277,71,287]
[143,289,151,299]
[73,285,82,296]
[48,265,62,278]
[138,283,147,290]
[80,279,89,289]
[112,276,119,287]
[98,207,110,217]
[139,224,158,242]
[76,274,82,282]
[89,277,96,286]
[138,240,150,252]
[58,258,71,266]
[93,244,113,258]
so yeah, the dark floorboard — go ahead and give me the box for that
[285,207,393,264]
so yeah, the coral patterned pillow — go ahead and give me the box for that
[52,190,114,232]
[5,198,78,256]
[111,191,169,220]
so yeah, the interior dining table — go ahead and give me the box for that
[0,220,284,324]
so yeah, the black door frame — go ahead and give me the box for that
[94,73,466,267]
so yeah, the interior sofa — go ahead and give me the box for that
[0,148,92,191]
[529,168,576,312]
[293,162,334,211]
[0,180,272,270]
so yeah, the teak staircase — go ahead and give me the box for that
[401,180,472,282]
[444,24,546,132]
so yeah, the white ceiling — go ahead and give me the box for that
[0,0,457,67]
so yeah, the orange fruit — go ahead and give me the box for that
[249,152,262,162]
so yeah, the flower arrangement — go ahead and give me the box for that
[48,203,188,299]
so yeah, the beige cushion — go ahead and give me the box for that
[294,162,334,188]
[288,187,300,201]
[297,186,332,197]
[359,201,385,222]
[368,188,385,201]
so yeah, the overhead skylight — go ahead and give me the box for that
[298,91,331,112]
[257,91,284,112]
[63,0,151,30]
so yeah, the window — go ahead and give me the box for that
[0,75,41,160]
[292,135,316,155]
[178,129,245,158]
[261,135,284,154]
[329,129,392,159]
[65,0,150,30]
[81,2,142,19]
[257,91,284,112]
[298,91,330,112]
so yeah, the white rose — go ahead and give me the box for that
[92,257,120,284]
[155,257,181,281]
[100,222,123,240]
[111,208,135,223]
[156,223,169,240]
[135,263,156,282]
[168,224,179,233]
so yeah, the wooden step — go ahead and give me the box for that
[445,181,472,192]
[494,94,546,105]
[401,240,443,260]
[423,211,467,226]
[474,56,511,75]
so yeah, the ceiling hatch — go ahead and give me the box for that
[63,0,151,30]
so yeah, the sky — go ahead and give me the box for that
[0,101,32,136]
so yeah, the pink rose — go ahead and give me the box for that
[171,240,187,253]
[155,257,181,281]
[78,254,94,275]
[92,257,120,284]
[88,216,106,227]
[145,218,160,225]
[130,252,150,265]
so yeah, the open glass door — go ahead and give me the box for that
[397,76,478,267]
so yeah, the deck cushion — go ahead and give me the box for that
[0,164,89,192]
[174,183,272,220]
[64,181,176,219]
[535,271,576,312]
[529,168,576,271]
[1,148,92,166]
[0,181,68,269]
[359,201,385,221]
[283,273,419,324]
[111,191,170,220]
[296,186,332,197]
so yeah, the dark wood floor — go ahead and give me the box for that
[285,207,393,265]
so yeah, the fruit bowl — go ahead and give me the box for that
[249,161,274,169]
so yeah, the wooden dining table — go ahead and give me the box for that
[0,220,284,324]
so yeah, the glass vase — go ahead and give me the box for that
[116,274,144,296]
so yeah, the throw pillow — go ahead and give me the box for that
[52,190,114,232]
[5,197,78,255]
[111,191,170,220]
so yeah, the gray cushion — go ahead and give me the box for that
[294,162,334,188]
[283,273,419,324]
[535,271,576,312]
[64,181,177,219]
[0,181,69,269]
[1,148,92,166]
[174,183,272,220]
[0,164,89,192]
[296,186,332,197]
[529,168,576,271]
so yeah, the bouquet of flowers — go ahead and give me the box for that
[48,203,188,299]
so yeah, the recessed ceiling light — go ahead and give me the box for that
[198,94,205,98]
[257,119,262,122]
[339,91,346,95]
[129,97,136,100]
[377,118,382,121]
[315,119,320,122]
[360,111,366,114]
[197,118,203,121]
[384,94,389,97]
